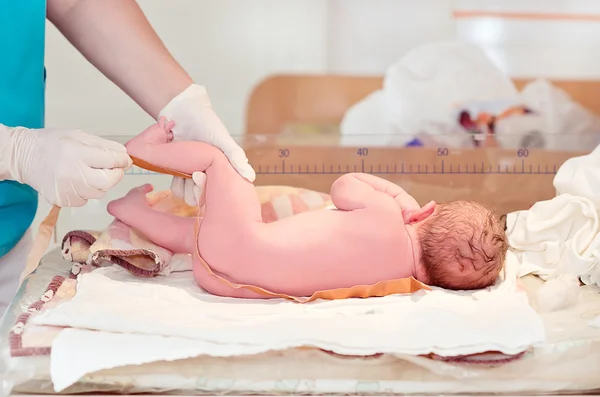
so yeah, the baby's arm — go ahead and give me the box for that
[331,173,420,214]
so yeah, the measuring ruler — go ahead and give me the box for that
[245,146,582,176]
[253,157,561,176]
[126,146,583,176]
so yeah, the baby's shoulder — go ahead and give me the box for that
[359,205,405,227]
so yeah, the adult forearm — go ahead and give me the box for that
[47,0,193,119]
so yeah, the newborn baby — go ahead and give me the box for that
[108,118,508,299]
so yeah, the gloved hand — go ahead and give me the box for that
[159,84,256,206]
[0,124,132,207]
[191,171,207,208]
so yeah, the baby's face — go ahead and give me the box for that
[416,201,508,290]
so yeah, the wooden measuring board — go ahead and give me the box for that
[124,134,586,215]
[242,141,585,215]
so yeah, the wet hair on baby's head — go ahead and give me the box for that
[417,200,508,290]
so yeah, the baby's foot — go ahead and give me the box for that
[125,116,175,153]
[107,184,154,222]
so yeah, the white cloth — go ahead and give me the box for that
[554,142,600,208]
[340,41,517,148]
[33,251,545,392]
[506,144,600,286]
[382,41,517,137]
[340,43,600,152]
[516,79,600,151]
[339,91,398,147]
[0,229,31,317]
[506,194,600,286]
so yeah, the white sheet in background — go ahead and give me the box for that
[339,91,395,147]
[518,79,600,150]
[33,250,544,392]
[340,41,600,151]
[340,41,518,147]
[382,41,518,138]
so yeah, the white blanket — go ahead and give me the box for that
[33,250,545,392]
[507,144,600,287]
[507,194,600,286]
[554,143,600,209]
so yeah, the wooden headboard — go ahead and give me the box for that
[245,74,600,135]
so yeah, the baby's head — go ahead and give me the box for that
[414,201,508,290]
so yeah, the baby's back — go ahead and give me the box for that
[198,206,415,296]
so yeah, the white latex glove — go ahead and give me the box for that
[159,84,255,206]
[191,171,207,208]
[0,124,132,207]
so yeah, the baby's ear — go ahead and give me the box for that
[408,201,436,224]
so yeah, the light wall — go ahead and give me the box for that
[455,0,600,78]
[326,0,456,74]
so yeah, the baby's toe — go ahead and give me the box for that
[125,184,153,199]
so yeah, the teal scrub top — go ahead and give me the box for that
[0,0,47,257]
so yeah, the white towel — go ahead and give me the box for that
[506,142,600,287]
[33,251,545,391]
[554,143,600,209]
[507,194,600,286]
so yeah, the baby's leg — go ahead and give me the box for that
[107,185,196,254]
[126,131,262,224]
[109,185,269,298]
